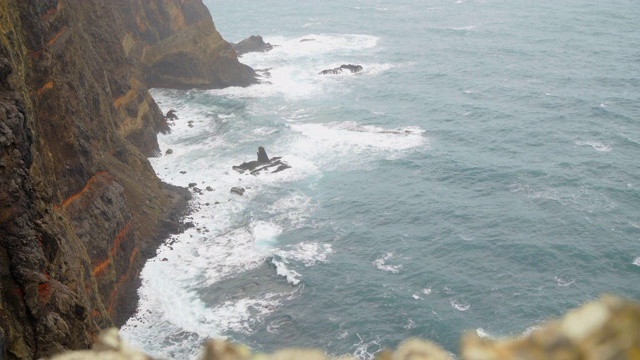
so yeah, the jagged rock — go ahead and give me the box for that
[319,64,363,75]
[165,110,178,120]
[232,147,291,175]
[257,146,270,163]
[233,35,274,56]
[230,187,245,196]
[188,183,197,188]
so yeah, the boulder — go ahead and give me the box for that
[257,146,270,163]
[230,187,245,196]
[165,149,173,155]
[233,36,274,56]
[319,64,363,75]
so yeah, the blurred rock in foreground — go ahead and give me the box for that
[50,296,640,360]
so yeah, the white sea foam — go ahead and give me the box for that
[450,299,470,311]
[510,183,615,213]
[373,252,403,273]
[633,257,640,266]
[271,257,302,286]
[575,140,612,152]
[476,328,492,338]
[555,276,575,287]
[287,121,428,169]
[422,288,432,295]
[277,242,333,266]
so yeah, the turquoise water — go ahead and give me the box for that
[121,1,640,358]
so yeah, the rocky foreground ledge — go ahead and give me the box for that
[50,296,640,360]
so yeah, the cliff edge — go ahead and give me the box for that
[0,0,250,358]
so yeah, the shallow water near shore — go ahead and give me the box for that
[120,0,640,358]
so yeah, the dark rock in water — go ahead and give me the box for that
[233,147,292,175]
[192,187,201,193]
[165,110,178,120]
[300,38,316,42]
[206,186,213,191]
[165,149,173,155]
[161,258,168,262]
[257,146,270,163]
[319,64,363,75]
[188,183,197,188]
[180,171,187,174]
[233,35,274,56]
[231,187,245,196]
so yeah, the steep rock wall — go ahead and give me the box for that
[117,0,256,90]
[0,0,254,357]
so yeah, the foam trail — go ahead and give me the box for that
[633,257,640,266]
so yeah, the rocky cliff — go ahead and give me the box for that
[0,1,252,358]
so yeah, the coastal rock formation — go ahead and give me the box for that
[320,64,363,75]
[49,296,640,360]
[232,35,274,56]
[118,0,256,89]
[232,146,291,175]
[0,0,251,357]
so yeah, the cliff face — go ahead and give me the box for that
[117,0,256,90]
[0,0,248,358]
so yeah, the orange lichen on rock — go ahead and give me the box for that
[47,26,68,46]
[92,258,111,277]
[111,223,131,256]
[37,81,54,95]
[107,247,138,314]
[61,171,109,209]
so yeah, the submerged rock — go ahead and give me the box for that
[232,146,291,175]
[319,64,363,75]
[233,35,274,56]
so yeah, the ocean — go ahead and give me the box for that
[120,0,640,358]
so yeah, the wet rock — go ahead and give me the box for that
[232,35,274,56]
[165,110,178,120]
[230,187,245,196]
[232,147,291,175]
[165,149,173,155]
[188,183,197,188]
[180,171,187,174]
[206,186,213,191]
[300,38,316,42]
[319,64,363,75]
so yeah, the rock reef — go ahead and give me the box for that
[49,296,640,360]
[0,0,252,358]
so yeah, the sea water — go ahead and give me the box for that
[120,0,640,358]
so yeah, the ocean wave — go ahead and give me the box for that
[271,257,302,286]
[450,299,470,311]
[373,252,403,273]
[575,140,612,152]
[510,183,615,213]
[633,257,640,266]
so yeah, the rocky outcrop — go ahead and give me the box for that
[117,0,256,89]
[49,296,640,360]
[320,64,363,75]
[232,35,274,56]
[232,146,291,175]
[0,0,243,358]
